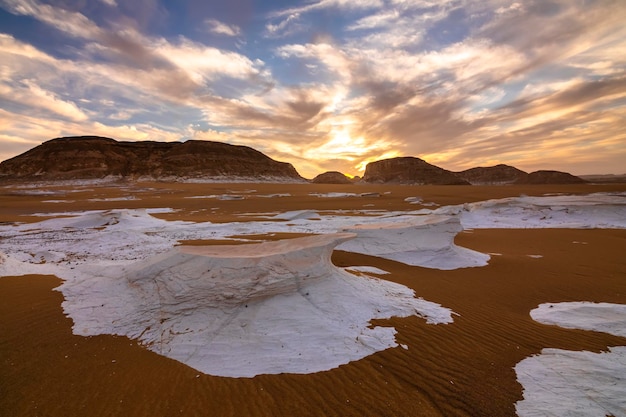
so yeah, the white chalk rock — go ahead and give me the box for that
[337,216,489,269]
[59,233,453,377]
[271,210,320,220]
[516,302,626,417]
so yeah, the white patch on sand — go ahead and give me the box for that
[431,192,626,229]
[345,266,390,275]
[257,193,291,198]
[185,194,245,200]
[57,234,452,377]
[2,192,625,381]
[309,192,379,198]
[184,195,221,199]
[531,302,626,337]
[516,302,626,417]
[338,216,490,270]
[271,210,321,220]
[87,196,139,202]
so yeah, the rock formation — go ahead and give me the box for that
[362,157,469,185]
[362,157,585,186]
[456,164,528,185]
[311,171,353,184]
[518,170,586,184]
[0,136,304,182]
[58,233,452,377]
[338,216,489,270]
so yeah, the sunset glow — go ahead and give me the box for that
[1,0,625,178]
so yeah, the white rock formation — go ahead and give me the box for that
[59,233,453,377]
[433,192,626,229]
[516,302,626,417]
[338,216,490,269]
[531,302,626,337]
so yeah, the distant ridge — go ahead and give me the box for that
[580,173,626,184]
[0,136,304,182]
[311,171,353,184]
[362,157,469,185]
[518,170,586,184]
[362,157,586,185]
[0,137,590,185]
[455,164,528,185]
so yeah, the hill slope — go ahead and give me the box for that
[362,157,469,185]
[518,170,586,184]
[0,136,304,182]
[456,164,528,185]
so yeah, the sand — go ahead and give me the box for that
[1,181,626,416]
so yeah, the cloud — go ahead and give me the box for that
[153,37,261,83]
[0,80,89,122]
[204,18,241,37]
[265,13,304,38]
[347,9,399,31]
[266,0,383,38]
[0,0,101,39]
[492,77,626,127]
[269,0,383,19]
[1,0,625,177]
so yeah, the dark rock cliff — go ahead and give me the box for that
[456,164,528,185]
[0,136,304,181]
[362,157,469,185]
[311,171,353,184]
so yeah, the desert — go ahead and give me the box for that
[1,178,625,417]
[3,0,626,415]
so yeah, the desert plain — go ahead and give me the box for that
[1,181,625,417]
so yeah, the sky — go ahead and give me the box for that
[0,0,625,178]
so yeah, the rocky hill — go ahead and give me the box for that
[311,171,353,184]
[362,157,586,185]
[518,170,586,184]
[457,165,586,185]
[456,164,529,185]
[362,157,469,185]
[0,136,304,182]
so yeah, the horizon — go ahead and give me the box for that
[2,135,625,179]
[1,0,625,178]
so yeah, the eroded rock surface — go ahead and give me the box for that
[0,136,304,181]
[59,233,453,377]
[363,157,469,185]
[338,216,489,269]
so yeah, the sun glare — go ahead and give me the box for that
[302,124,400,175]
[306,126,367,162]
[355,151,401,172]
[420,150,461,166]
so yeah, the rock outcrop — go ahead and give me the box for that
[363,157,585,186]
[311,171,352,184]
[456,164,528,185]
[338,216,489,270]
[0,136,304,182]
[58,233,452,377]
[363,157,469,185]
[517,170,586,184]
